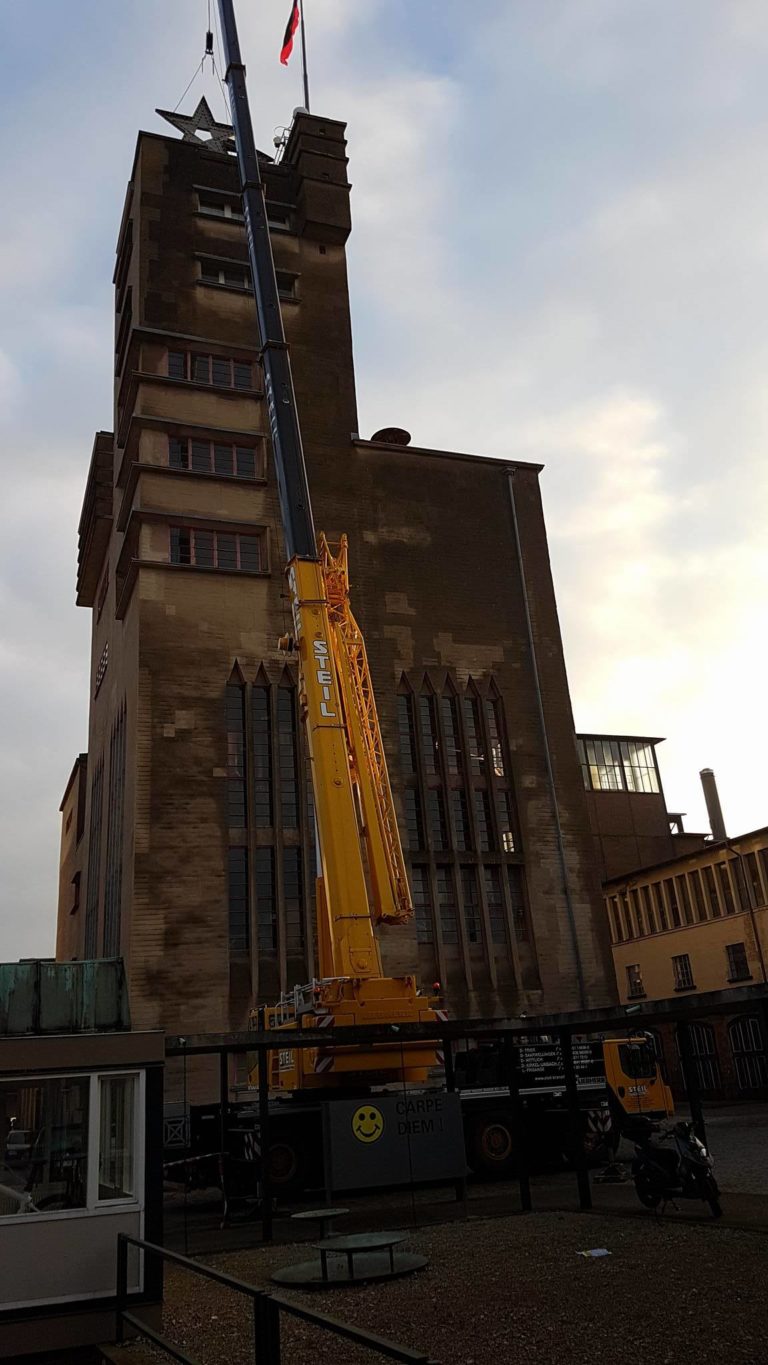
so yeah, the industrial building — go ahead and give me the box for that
[56,104,615,1094]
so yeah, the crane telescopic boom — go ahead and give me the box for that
[217,0,437,1089]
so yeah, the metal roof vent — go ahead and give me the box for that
[371,427,411,446]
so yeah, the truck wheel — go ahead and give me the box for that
[267,1136,307,1196]
[468,1113,516,1178]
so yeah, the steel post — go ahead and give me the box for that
[115,1232,128,1343]
[676,1021,707,1147]
[503,1033,531,1212]
[258,1045,273,1242]
[559,1028,592,1210]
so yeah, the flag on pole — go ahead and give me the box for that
[280,1,300,64]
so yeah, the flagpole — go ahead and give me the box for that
[300,2,310,111]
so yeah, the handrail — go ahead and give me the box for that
[116,1233,438,1365]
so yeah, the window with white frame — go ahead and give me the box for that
[0,1072,140,1219]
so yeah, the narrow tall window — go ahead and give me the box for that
[717,863,736,914]
[484,699,505,777]
[403,789,424,850]
[484,866,507,946]
[672,953,695,990]
[103,705,127,958]
[255,847,276,954]
[277,686,299,828]
[703,865,722,917]
[626,964,645,998]
[410,865,434,944]
[473,790,494,851]
[460,867,482,945]
[426,789,448,851]
[440,696,462,775]
[436,866,459,945]
[507,866,529,941]
[463,697,484,775]
[283,848,304,954]
[451,790,472,851]
[726,942,751,982]
[84,757,104,958]
[225,683,246,828]
[251,684,272,827]
[397,694,417,775]
[228,847,249,951]
[419,696,439,775]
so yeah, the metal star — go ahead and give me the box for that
[155,97,234,155]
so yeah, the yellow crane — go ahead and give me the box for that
[216,2,438,1093]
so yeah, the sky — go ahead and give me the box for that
[2,0,768,961]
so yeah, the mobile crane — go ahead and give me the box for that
[216,0,438,1091]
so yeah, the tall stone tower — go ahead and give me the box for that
[57,103,615,1086]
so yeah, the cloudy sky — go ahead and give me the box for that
[2,0,767,961]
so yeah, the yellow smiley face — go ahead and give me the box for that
[352,1105,384,1144]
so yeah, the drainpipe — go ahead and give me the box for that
[507,470,587,1009]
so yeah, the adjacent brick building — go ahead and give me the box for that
[56,105,614,1090]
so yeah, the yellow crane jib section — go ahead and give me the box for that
[319,534,413,926]
[286,556,383,981]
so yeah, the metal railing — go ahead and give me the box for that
[116,1234,438,1365]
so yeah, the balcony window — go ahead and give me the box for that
[170,526,264,573]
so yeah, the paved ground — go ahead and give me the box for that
[695,1103,768,1194]
[137,1212,768,1364]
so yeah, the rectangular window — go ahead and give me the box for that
[276,270,298,299]
[166,350,253,389]
[675,875,693,926]
[451,790,472,851]
[664,878,681,928]
[585,737,623,791]
[403,788,424,850]
[436,866,459,945]
[168,436,263,480]
[410,865,433,944]
[228,847,249,952]
[170,526,264,572]
[0,1077,89,1214]
[277,687,299,829]
[507,865,529,941]
[199,257,251,290]
[746,852,765,907]
[650,882,668,931]
[672,953,695,990]
[626,964,645,999]
[251,685,272,827]
[484,866,507,946]
[225,684,246,828]
[94,642,109,698]
[726,941,751,982]
[97,568,109,621]
[98,1075,135,1200]
[255,847,276,955]
[198,192,244,220]
[620,741,660,794]
[638,884,656,934]
[283,848,304,954]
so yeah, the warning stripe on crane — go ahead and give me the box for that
[317,1012,334,1028]
[314,1054,334,1073]
[435,1009,448,1065]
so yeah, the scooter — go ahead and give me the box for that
[630,1117,722,1218]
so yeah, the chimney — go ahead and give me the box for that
[700,768,727,842]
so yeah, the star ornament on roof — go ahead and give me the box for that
[156,97,235,155]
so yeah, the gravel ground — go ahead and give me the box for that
[133,1212,768,1365]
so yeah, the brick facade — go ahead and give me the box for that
[57,111,614,1097]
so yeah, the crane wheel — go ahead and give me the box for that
[468,1113,516,1178]
[267,1136,307,1195]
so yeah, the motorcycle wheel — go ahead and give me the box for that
[702,1174,722,1219]
[634,1175,661,1209]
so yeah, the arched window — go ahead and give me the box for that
[676,1022,721,1093]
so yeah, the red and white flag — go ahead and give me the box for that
[280,1,300,64]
